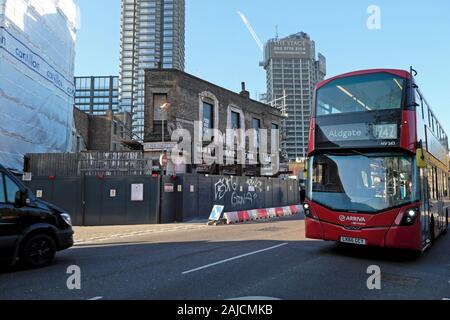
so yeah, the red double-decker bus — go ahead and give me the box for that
[304,69,449,252]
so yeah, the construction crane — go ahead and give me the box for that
[237,11,264,52]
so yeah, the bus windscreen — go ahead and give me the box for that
[308,154,419,213]
[316,73,405,116]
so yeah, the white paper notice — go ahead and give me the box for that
[131,184,144,201]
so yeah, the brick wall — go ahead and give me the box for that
[88,116,112,151]
[144,69,283,147]
[73,107,90,147]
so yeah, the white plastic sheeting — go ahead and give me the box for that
[0,0,78,170]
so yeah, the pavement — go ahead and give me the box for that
[0,215,449,300]
[73,222,209,245]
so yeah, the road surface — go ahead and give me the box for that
[0,216,449,300]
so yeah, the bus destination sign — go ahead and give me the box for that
[317,123,399,148]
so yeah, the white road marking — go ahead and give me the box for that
[88,296,103,300]
[182,243,289,275]
[71,242,152,249]
[228,296,281,301]
[74,225,208,245]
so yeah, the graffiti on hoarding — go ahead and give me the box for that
[215,176,238,201]
[246,177,263,193]
[231,191,257,208]
[214,176,262,208]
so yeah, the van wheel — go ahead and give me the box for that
[21,234,56,269]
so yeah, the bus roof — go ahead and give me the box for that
[316,69,412,90]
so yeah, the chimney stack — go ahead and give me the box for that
[240,82,250,99]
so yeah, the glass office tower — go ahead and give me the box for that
[75,76,119,115]
[119,0,185,139]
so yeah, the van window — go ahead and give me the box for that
[0,174,5,203]
[4,175,20,204]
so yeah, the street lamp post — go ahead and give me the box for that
[160,102,170,176]
[161,102,170,144]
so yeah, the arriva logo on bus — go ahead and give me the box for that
[339,215,367,224]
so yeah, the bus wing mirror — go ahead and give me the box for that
[416,148,427,168]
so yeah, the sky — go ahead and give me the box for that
[74,0,450,133]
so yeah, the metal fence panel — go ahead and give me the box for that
[180,175,199,222]
[101,177,128,225]
[253,177,265,211]
[198,175,213,218]
[287,180,295,205]
[160,176,178,224]
[295,182,301,204]
[126,177,160,225]
[280,180,289,206]
[51,177,83,226]
[272,179,281,207]
[84,176,102,226]
[264,179,274,209]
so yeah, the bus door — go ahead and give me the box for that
[420,168,431,245]
[437,169,446,230]
[428,166,440,237]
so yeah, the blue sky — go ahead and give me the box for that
[74,0,450,133]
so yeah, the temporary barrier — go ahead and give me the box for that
[223,205,303,224]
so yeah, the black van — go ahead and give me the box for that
[0,164,74,268]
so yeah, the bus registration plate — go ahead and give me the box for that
[340,237,367,246]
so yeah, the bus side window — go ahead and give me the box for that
[437,169,441,200]
[443,172,446,198]
[434,167,439,200]
[428,166,435,201]
[428,166,436,200]
[415,90,424,119]
[445,173,448,198]
[427,109,431,128]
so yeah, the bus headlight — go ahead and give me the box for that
[400,208,419,226]
[303,203,313,218]
[407,210,416,217]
